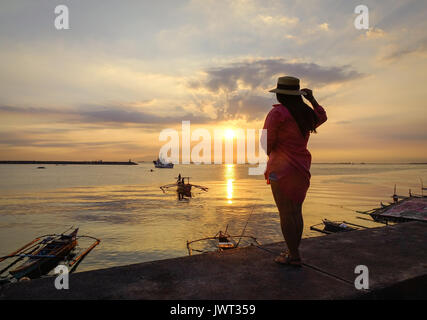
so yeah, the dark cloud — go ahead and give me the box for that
[77,105,209,125]
[0,105,68,115]
[0,104,213,126]
[226,95,273,121]
[0,58,363,125]
[0,130,143,149]
[188,58,363,121]
[192,58,364,93]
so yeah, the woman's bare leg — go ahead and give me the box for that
[270,180,303,260]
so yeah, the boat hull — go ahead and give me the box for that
[153,158,174,168]
[154,163,174,168]
[9,230,78,280]
[323,221,355,233]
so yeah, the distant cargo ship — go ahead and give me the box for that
[153,157,174,168]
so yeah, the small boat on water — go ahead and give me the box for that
[357,183,427,224]
[153,157,174,168]
[187,207,259,255]
[217,230,235,250]
[186,225,260,255]
[310,184,426,236]
[358,196,427,223]
[37,166,45,169]
[310,219,366,235]
[0,228,100,282]
[160,175,208,200]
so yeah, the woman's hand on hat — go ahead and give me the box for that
[301,88,320,107]
[301,88,314,101]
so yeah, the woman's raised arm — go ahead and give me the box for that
[301,88,327,127]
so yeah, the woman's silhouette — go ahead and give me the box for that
[263,76,327,266]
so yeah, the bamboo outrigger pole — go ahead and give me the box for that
[68,237,101,273]
[0,244,43,276]
[0,237,42,263]
[235,204,256,248]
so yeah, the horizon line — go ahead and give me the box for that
[1,160,426,165]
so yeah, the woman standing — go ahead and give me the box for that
[263,76,327,266]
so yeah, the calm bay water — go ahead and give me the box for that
[0,163,426,273]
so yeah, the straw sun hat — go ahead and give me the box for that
[269,76,307,95]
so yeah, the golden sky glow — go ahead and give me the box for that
[0,1,426,163]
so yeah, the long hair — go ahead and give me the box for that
[276,93,318,136]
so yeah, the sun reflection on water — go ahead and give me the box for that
[225,164,235,204]
[227,179,234,204]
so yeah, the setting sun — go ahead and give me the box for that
[224,128,235,140]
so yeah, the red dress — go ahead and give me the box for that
[263,103,327,204]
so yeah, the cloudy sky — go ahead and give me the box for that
[0,0,426,162]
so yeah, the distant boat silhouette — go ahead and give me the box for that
[153,157,173,168]
[37,166,45,169]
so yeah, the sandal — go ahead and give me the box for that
[274,252,302,267]
[279,250,289,257]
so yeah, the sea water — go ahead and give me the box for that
[0,163,426,273]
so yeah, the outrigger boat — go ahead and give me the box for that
[310,219,367,235]
[356,183,427,224]
[312,183,427,235]
[0,227,100,282]
[187,206,260,255]
[357,196,427,224]
[186,225,261,255]
[160,175,208,200]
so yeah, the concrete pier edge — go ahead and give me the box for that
[0,222,426,300]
